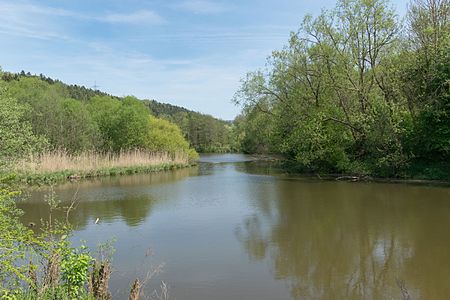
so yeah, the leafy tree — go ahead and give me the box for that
[233,0,448,176]
[401,0,450,161]
[0,177,36,292]
[111,96,151,151]
[143,99,234,152]
[146,117,190,154]
[59,99,100,152]
[4,77,100,153]
[0,88,47,167]
[88,96,151,151]
[87,95,122,150]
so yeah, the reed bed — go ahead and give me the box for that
[12,150,192,185]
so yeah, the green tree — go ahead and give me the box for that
[4,77,99,153]
[0,88,47,167]
[234,0,415,175]
[87,95,122,150]
[402,0,450,161]
[88,96,151,151]
[146,116,199,161]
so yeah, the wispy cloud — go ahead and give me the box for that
[99,10,165,25]
[0,0,302,119]
[0,1,165,37]
[0,2,71,40]
[23,47,253,119]
[173,0,232,14]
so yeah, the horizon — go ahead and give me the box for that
[0,0,407,120]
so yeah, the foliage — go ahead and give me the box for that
[146,117,190,155]
[233,0,450,178]
[144,100,236,152]
[60,242,92,298]
[4,77,99,152]
[400,9,450,161]
[0,89,47,169]
[0,176,93,299]
[0,71,232,155]
[0,74,199,173]
[0,175,36,293]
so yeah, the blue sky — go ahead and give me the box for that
[0,0,408,120]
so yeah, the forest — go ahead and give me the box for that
[0,71,237,162]
[0,70,241,176]
[143,100,238,152]
[233,0,450,179]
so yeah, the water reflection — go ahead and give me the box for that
[16,156,450,300]
[236,179,450,299]
[19,167,197,229]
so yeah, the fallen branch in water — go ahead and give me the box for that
[336,176,360,182]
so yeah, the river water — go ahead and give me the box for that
[19,154,450,299]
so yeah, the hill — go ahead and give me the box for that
[1,70,238,152]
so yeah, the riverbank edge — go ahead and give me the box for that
[9,162,195,186]
[305,173,450,187]
[246,157,450,186]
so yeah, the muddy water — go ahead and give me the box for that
[19,154,450,299]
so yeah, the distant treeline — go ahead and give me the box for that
[233,0,450,179]
[0,70,240,158]
[143,100,238,153]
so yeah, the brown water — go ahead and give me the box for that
[18,154,450,299]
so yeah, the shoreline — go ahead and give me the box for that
[242,158,450,187]
[11,162,194,186]
[312,173,450,187]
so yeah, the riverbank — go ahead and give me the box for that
[287,161,449,183]
[8,150,195,186]
[247,157,450,185]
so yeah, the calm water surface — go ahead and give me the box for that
[19,154,450,299]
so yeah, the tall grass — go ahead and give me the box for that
[15,150,188,173]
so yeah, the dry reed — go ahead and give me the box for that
[15,150,189,174]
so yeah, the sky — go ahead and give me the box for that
[0,0,408,120]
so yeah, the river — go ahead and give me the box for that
[18,154,450,299]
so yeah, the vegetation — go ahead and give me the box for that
[0,175,165,299]
[13,150,190,185]
[0,88,47,168]
[233,0,450,179]
[0,71,201,183]
[1,70,237,154]
[0,174,88,299]
[143,100,238,152]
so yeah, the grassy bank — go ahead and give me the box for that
[11,150,194,185]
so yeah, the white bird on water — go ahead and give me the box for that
[95,218,100,224]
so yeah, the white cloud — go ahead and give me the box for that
[173,0,232,14]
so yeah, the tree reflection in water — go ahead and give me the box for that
[18,167,197,230]
[235,174,450,299]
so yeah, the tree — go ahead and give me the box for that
[401,0,450,161]
[59,99,100,152]
[234,0,413,174]
[0,88,47,167]
[88,96,151,151]
[146,117,190,154]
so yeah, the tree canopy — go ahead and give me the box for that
[233,0,450,177]
[0,73,200,166]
